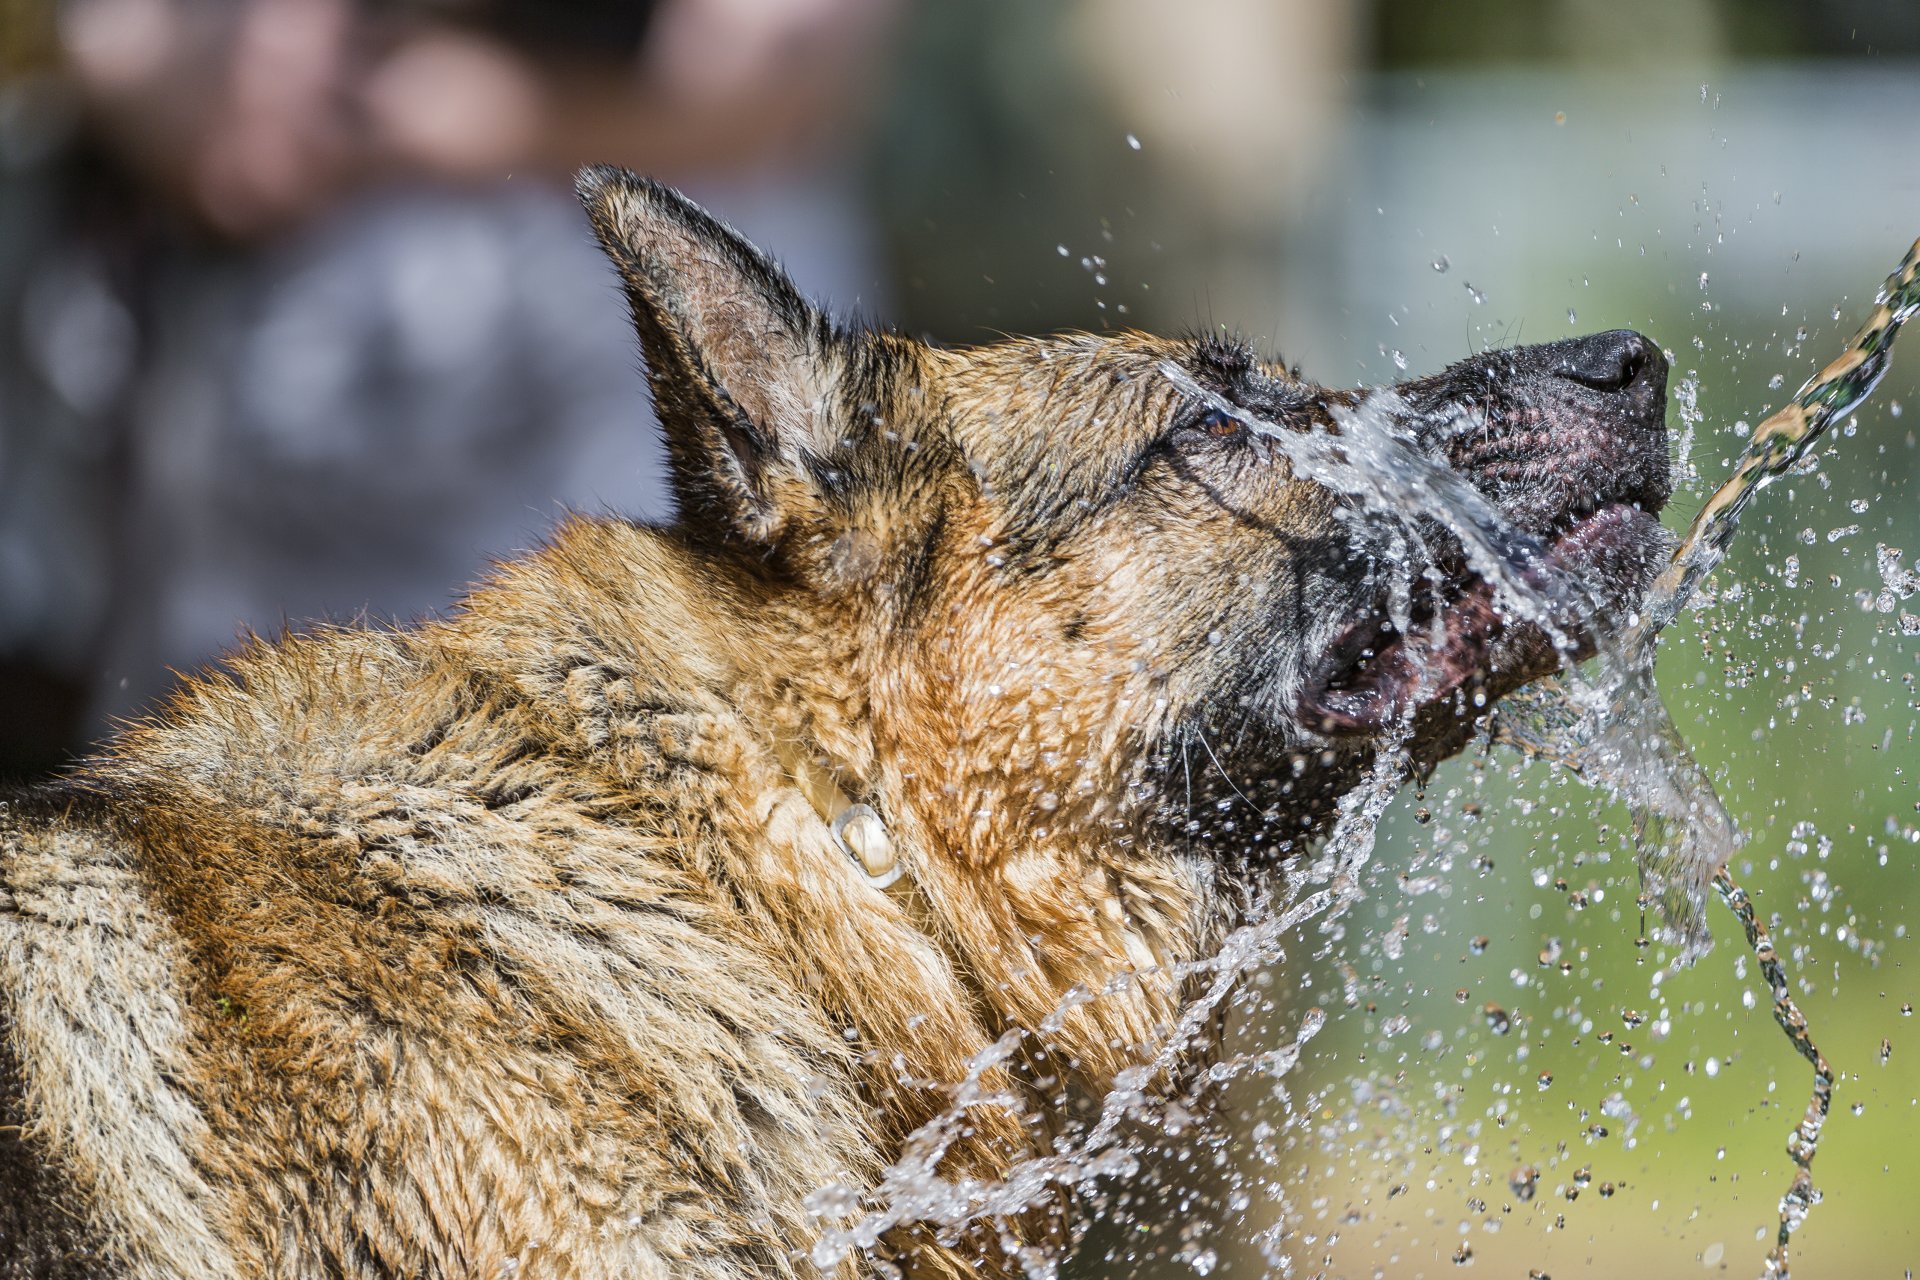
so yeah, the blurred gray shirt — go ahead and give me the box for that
[0,92,878,734]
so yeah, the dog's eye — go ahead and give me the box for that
[1193,408,1246,441]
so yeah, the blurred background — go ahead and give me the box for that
[1,1,1916,1275]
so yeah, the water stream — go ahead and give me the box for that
[823,241,1917,1278]
[1634,237,1920,649]
[1497,236,1919,1279]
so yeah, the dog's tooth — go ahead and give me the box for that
[840,811,897,881]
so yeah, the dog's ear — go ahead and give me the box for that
[576,167,847,544]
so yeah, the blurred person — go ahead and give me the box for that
[0,0,896,780]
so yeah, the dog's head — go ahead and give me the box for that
[578,170,1671,849]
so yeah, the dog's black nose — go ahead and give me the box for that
[1548,329,1665,396]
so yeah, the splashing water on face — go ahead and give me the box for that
[823,242,1917,1279]
[815,375,1625,1275]
[1160,365,1601,655]
[812,365,1608,1278]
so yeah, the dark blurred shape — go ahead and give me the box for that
[1369,0,1920,66]
[0,662,84,779]
[0,0,896,784]
[0,0,57,77]
[448,0,660,59]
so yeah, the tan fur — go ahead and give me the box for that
[5,506,1185,1276]
[0,819,246,1280]
[1,171,1667,1279]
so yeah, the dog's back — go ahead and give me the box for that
[0,588,886,1279]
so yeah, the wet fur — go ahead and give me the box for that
[0,172,1667,1278]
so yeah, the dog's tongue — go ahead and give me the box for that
[1297,582,1506,734]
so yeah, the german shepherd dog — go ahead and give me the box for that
[0,170,1671,1279]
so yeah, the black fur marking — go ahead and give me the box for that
[0,779,122,827]
[478,782,539,812]
[1190,335,1256,386]
[407,720,450,758]
[0,1002,119,1279]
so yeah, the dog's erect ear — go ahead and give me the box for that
[576,167,844,543]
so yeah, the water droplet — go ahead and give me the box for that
[1568,308,1578,326]
[1432,255,1451,273]
[804,1181,862,1217]
[1510,1165,1541,1201]
[1125,133,1142,151]
[1464,282,1488,305]
[1483,1002,1512,1034]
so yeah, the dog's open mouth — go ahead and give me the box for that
[1297,499,1668,735]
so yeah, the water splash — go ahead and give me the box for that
[822,243,1917,1279]
[1494,667,1730,955]
[1171,237,1920,1277]
[1160,365,1598,651]
[1715,867,1834,1280]
[1636,237,1920,646]
[1504,236,1920,939]
[810,736,1413,1274]
[1500,236,1919,1279]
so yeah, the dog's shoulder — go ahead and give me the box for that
[0,784,123,1280]
[1,776,251,1280]
[0,522,895,1276]
[0,997,119,1280]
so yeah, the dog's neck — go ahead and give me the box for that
[723,541,1218,1100]
[463,518,1217,1123]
